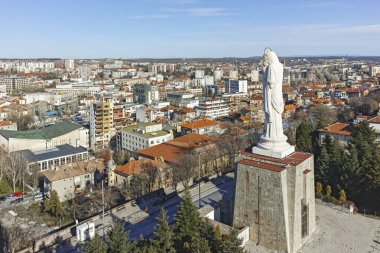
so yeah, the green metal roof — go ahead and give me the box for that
[0,121,83,140]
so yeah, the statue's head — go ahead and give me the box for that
[261,48,279,67]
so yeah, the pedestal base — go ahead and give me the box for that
[252,134,295,159]
[252,144,295,159]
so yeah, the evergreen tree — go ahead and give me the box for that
[190,233,212,253]
[351,122,380,211]
[220,228,245,253]
[173,188,202,252]
[199,220,220,253]
[322,134,333,154]
[328,139,344,194]
[154,208,175,253]
[316,146,329,184]
[296,122,313,152]
[84,233,107,253]
[106,223,134,253]
[44,190,66,224]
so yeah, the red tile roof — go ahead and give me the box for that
[239,159,286,172]
[0,121,12,126]
[368,115,380,124]
[181,119,219,129]
[138,133,215,164]
[319,122,353,136]
[284,104,298,111]
[115,158,167,176]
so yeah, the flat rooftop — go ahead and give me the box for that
[123,124,170,138]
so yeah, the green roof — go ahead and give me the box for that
[0,121,83,140]
[123,125,170,138]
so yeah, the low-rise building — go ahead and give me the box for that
[319,122,354,146]
[0,121,89,153]
[0,121,17,131]
[121,123,173,153]
[42,159,105,201]
[368,115,380,141]
[19,144,88,171]
[181,119,221,135]
[108,157,170,189]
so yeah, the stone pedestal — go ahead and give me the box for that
[233,149,316,253]
[252,136,295,159]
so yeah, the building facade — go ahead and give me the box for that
[196,99,230,119]
[89,96,116,151]
[121,123,172,153]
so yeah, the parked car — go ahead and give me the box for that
[14,192,23,198]
[10,198,23,205]
[0,197,6,202]
[34,193,43,202]
[5,194,14,200]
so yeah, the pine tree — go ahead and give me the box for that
[106,223,134,253]
[44,190,66,224]
[316,146,329,184]
[220,228,245,253]
[199,220,220,253]
[296,122,313,152]
[190,233,212,253]
[154,208,175,253]
[328,139,344,194]
[173,188,202,251]
[84,233,107,253]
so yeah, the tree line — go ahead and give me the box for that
[295,120,380,212]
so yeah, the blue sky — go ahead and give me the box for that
[0,0,379,58]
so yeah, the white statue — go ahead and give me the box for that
[252,48,295,158]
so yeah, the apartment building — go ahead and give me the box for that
[121,123,172,153]
[133,83,159,104]
[0,76,30,94]
[89,96,116,151]
[196,99,230,119]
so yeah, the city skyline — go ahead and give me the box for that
[1,0,380,58]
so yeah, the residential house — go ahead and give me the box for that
[42,159,105,200]
[181,119,221,135]
[319,122,354,146]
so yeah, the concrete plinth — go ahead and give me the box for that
[233,149,316,253]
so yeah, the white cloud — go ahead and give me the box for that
[129,14,174,19]
[164,7,233,16]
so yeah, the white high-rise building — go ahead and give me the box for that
[226,79,248,93]
[195,70,205,79]
[251,70,259,82]
[370,66,380,77]
[204,75,214,86]
[214,69,223,81]
[229,70,238,79]
[65,59,75,70]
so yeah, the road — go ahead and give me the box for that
[53,174,235,253]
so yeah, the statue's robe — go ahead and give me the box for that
[262,61,285,140]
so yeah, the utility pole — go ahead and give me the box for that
[101,179,105,237]
[198,153,201,208]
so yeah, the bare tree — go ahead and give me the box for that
[4,152,28,193]
[141,162,159,193]
[25,163,41,192]
[1,217,34,253]
[172,151,198,188]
